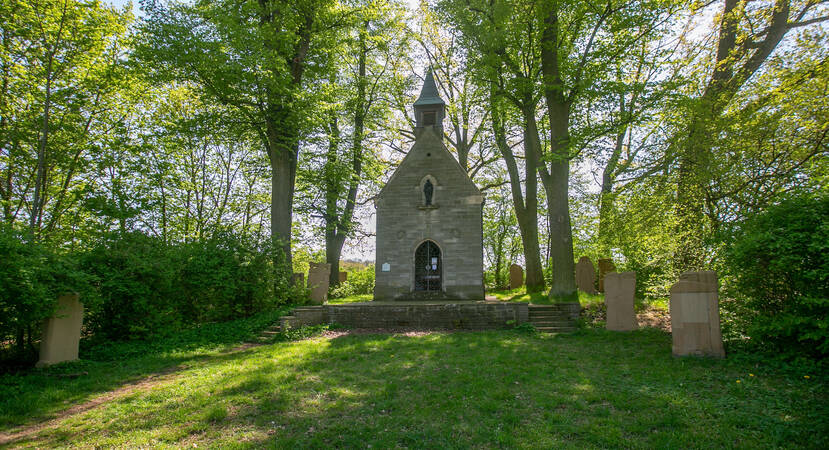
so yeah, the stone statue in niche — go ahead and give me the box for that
[424,179,434,205]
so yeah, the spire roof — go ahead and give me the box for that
[413,69,445,106]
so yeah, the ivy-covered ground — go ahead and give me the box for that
[1,317,826,448]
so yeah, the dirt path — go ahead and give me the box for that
[0,342,262,447]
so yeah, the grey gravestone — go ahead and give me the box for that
[509,264,524,290]
[670,271,725,358]
[308,262,331,304]
[575,256,597,294]
[598,258,617,293]
[605,272,637,331]
[37,294,84,367]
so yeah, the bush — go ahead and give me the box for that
[0,226,96,358]
[329,265,374,298]
[721,193,829,358]
[81,231,294,341]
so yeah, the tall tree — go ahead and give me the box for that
[674,0,829,271]
[138,0,344,268]
[440,0,679,298]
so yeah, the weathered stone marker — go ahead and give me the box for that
[670,271,725,358]
[509,264,523,290]
[338,271,348,283]
[575,256,597,294]
[605,272,637,331]
[307,262,331,305]
[37,293,84,368]
[597,258,616,292]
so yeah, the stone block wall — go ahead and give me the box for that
[375,129,485,301]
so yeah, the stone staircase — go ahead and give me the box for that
[527,304,578,333]
[248,322,282,344]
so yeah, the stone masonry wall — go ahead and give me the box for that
[375,127,484,300]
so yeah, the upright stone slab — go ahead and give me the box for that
[37,294,84,368]
[597,258,616,292]
[307,262,331,305]
[338,271,348,283]
[509,264,524,290]
[575,256,597,294]
[670,271,725,358]
[605,272,637,331]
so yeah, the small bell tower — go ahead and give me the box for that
[413,69,445,130]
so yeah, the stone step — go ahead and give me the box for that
[528,321,574,327]
[535,326,577,333]
[261,330,280,336]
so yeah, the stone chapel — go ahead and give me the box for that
[374,70,485,301]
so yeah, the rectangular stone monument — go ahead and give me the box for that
[509,264,523,290]
[308,262,331,305]
[575,256,597,294]
[670,271,725,358]
[605,272,637,331]
[598,258,616,292]
[37,293,84,368]
[338,271,348,283]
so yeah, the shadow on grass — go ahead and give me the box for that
[12,328,828,448]
[0,308,288,433]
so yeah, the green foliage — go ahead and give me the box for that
[721,194,829,358]
[80,308,287,361]
[0,226,97,356]
[329,266,375,298]
[80,231,292,341]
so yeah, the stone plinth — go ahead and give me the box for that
[338,271,348,283]
[308,262,331,305]
[509,264,523,290]
[598,258,616,292]
[37,294,84,367]
[605,272,637,331]
[670,271,725,358]
[575,256,597,294]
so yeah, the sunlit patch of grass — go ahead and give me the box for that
[327,294,372,304]
[7,328,825,448]
[490,288,604,306]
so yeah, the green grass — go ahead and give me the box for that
[2,327,826,448]
[490,288,605,306]
[0,308,288,432]
[326,294,373,304]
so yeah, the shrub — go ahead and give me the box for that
[329,265,375,298]
[0,226,96,358]
[721,193,829,358]
[81,231,294,340]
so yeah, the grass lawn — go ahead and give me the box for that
[2,326,826,448]
[327,294,373,304]
[490,288,605,306]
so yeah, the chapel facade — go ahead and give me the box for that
[374,70,485,301]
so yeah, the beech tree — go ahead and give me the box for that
[674,0,829,271]
[138,0,345,268]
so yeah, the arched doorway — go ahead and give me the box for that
[414,241,441,291]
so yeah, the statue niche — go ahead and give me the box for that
[420,175,437,207]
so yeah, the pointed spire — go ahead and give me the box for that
[414,68,445,106]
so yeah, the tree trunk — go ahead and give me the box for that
[490,97,546,293]
[269,138,297,271]
[325,27,368,286]
[539,4,577,300]
[597,123,625,256]
[673,0,797,273]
